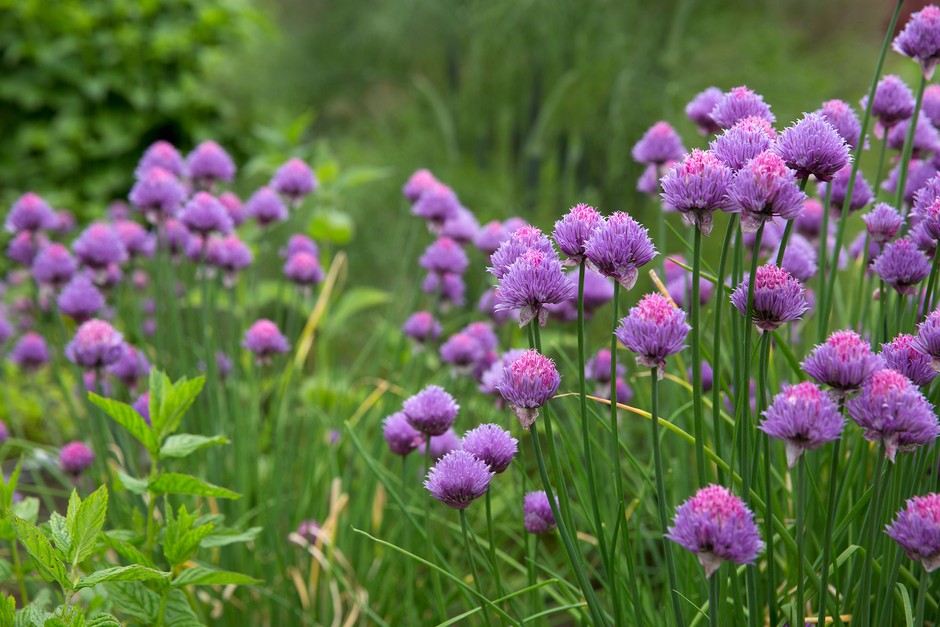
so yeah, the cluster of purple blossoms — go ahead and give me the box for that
[411,182,461,233]
[882,334,936,387]
[886,494,940,571]
[727,150,806,233]
[421,236,469,308]
[585,348,633,402]
[821,166,874,214]
[424,450,493,509]
[106,344,151,389]
[60,442,94,476]
[187,140,236,187]
[462,424,517,473]
[863,203,904,244]
[686,86,724,135]
[583,211,657,288]
[283,250,324,292]
[802,330,884,399]
[242,319,290,364]
[247,186,289,227]
[888,114,940,157]
[660,149,733,236]
[32,243,77,289]
[553,203,604,265]
[496,349,561,428]
[57,276,104,322]
[615,293,690,377]
[523,491,558,534]
[272,158,317,205]
[632,121,686,166]
[760,381,844,467]
[710,86,775,130]
[710,116,776,172]
[894,5,940,79]
[774,233,818,283]
[403,385,459,436]
[495,248,574,327]
[667,484,764,577]
[129,167,186,223]
[867,75,916,131]
[72,222,128,272]
[6,193,56,234]
[383,412,424,456]
[664,256,713,309]
[773,112,851,182]
[914,309,940,370]
[871,237,931,295]
[65,319,124,370]
[819,99,863,150]
[207,235,254,288]
[9,332,49,371]
[730,264,808,332]
[402,311,442,345]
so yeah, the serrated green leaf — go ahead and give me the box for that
[172,566,260,587]
[148,370,172,437]
[163,506,214,566]
[88,394,157,454]
[159,434,228,459]
[48,512,71,559]
[85,614,121,627]
[108,583,160,623]
[161,377,205,439]
[15,603,52,627]
[199,526,262,548]
[8,515,68,590]
[115,471,148,496]
[0,595,14,626]
[75,565,170,589]
[0,459,23,512]
[150,474,239,500]
[163,590,203,627]
[12,498,39,525]
[102,532,154,568]
[68,486,108,565]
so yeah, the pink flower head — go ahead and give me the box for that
[866,75,916,130]
[886,493,940,571]
[488,225,554,280]
[710,86,776,130]
[660,149,733,235]
[495,248,575,327]
[864,203,904,244]
[615,292,690,377]
[32,243,77,289]
[553,203,604,265]
[913,309,940,369]
[424,450,492,509]
[760,381,844,467]
[272,158,317,203]
[242,319,290,363]
[497,349,561,428]
[686,87,724,135]
[180,192,233,237]
[383,411,424,456]
[403,385,459,436]
[59,442,94,476]
[773,113,851,182]
[402,311,441,344]
[802,330,884,398]
[283,252,324,287]
[819,99,863,151]
[462,423,518,473]
[72,222,128,270]
[246,186,288,227]
[403,169,438,202]
[65,319,124,370]
[894,5,940,79]
[872,237,931,295]
[882,333,937,387]
[523,491,559,534]
[186,140,236,186]
[474,220,511,256]
[730,264,808,332]
[411,182,460,232]
[710,116,776,172]
[727,151,806,233]
[6,193,56,234]
[631,121,686,165]
[583,211,657,287]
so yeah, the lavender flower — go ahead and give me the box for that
[894,5,940,79]
[462,424,518,473]
[795,198,827,240]
[919,197,940,242]
[664,255,713,308]
[272,158,317,203]
[582,269,616,311]
[495,248,574,327]
[760,381,844,467]
[887,114,940,156]
[32,243,77,289]
[774,233,818,283]
[6,233,39,267]
[866,74,916,130]
[282,234,319,259]
[429,429,462,460]
[819,99,863,150]
[283,252,324,288]
[383,412,424,456]
[462,322,498,352]
[803,330,884,398]
[59,442,94,476]
[710,116,776,171]
[65,319,124,369]
[727,151,806,233]
[241,187,288,228]
[659,149,733,236]
[553,203,604,265]
[112,221,154,259]
[924,84,940,128]
[106,344,150,388]
[688,361,714,393]
[403,385,459,436]
[488,225,554,280]
[422,272,465,308]
[615,292,690,377]
[632,121,686,165]
[686,87,724,135]
[441,206,479,245]
[886,494,940,571]
[403,169,438,202]
[710,86,775,130]
[180,192,233,237]
[419,237,469,277]
[773,113,851,182]
[412,183,461,232]
[523,491,558,534]
[474,221,511,256]
[638,162,674,197]
[882,334,937,387]
[872,237,931,295]
[424,450,492,509]
[242,319,290,363]
[0,317,11,348]
[218,192,246,227]
[864,203,904,244]
[914,309,940,369]
[136,140,185,178]
[730,264,808,332]
[51,210,76,235]
[187,140,236,186]
[847,369,939,462]
[208,235,253,287]
[666,484,764,577]
[402,311,442,344]
[72,223,128,270]
[10,333,49,370]
[497,349,561,428]
[583,211,657,288]
[887,158,940,207]
[161,219,192,258]
[439,332,486,372]
[129,167,186,222]
[6,193,55,233]
[57,275,104,322]
[296,519,323,546]
[586,348,624,386]
[821,165,874,214]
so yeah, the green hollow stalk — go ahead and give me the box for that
[691,226,707,486]
[817,428,844,626]
[608,283,627,560]
[821,0,905,334]
[650,369,685,627]
[897,75,928,218]
[424,439,447,620]
[914,567,928,626]
[459,509,493,627]
[796,455,806,627]
[757,333,776,625]
[712,215,738,484]
[816,186,834,342]
[484,491,504,602]
[708,568,721,627]
[858,445,889,627]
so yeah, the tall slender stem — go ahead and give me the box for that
[425,439,447,620]
[485,491,503,599]
[817,186,834,342]
[817,432,843,626]
[896,74,928,217]
[914,567,928,627]
[758,333,776,625]
[796,455,806,627]
[712,215,737,484]
[460,509,492,627]
[709,570,721,627]
[650,369,685,627]
[691,227,707,485]
[608,283,626,559]
[858,446,888,627]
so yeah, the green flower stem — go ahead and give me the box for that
[758,333,776,625]
[650,368,685,627]
[914,567,928,627]
[872,132,890,198]
[796,455,806,627]
[852,234,873,330]
[425,440,447,621]
[896,74,928,217]
[712,215,738,484]
[484,490,503,599]
[608,282,626,545]
[708,568,721,627]
[772,177,805,268]
[691,226,707,486]
[858,445,889,627]
[460,509,493,627]
[817,185,834,342]
[921,252,940,321]
[817,432,843,626]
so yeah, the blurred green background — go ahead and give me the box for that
[1,0,907,288]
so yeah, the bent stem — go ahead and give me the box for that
[650,369,685,627]
[691,226,707,485]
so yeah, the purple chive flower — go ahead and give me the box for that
[925,85,940,128]
[479,349,525,397]
[187,140,236,186]
[422,272,466,308]
[773,113,851,182]
[685,361,714,393]
[283,252,324,288]
[586,348,624,386]
[686,87,724,135]
[0,421,8,444]
[795,198,826,240]
[887,114,940,156]
[243,319,290,363]
[488,225,554,280]
[218,191,246,227]
[914,172,940,218]
[441,206,479,245]
[403,385,459,437]
[867,75,916,130]
[495,248,575,327]
[246,186,288,226]
[583,211,657,289]
[403,169,438,202]
[180,192,233,237]
[819,99,863,151]
[760,381,844,467]
[667,484,764,577]
[32,243,77,288]
[821,165,874,214]
[478,288,516,325]
[57,275,104,322]
[113,220,155,259]
[51,210,76,235]
[864,203,905,244]
[730,264,808,332]
[412,183,461,232]
[424,450,492,509]
[128,167,186,222]
[638,162,674,197]
[664,255,713,309]
[882,333,937,387]
[65,319,124,369]
[615,292,690,377]
[894,5,940,80]
[208,235,253,287]
[553,203,604,265]
[889,158,940,207]
[106,344,150,388]
[710,116,777,171]
[582,269,616,312]
[913,222,937,258]
[10,333,49,370]
[474,221,511,256]
[59,442,94,476]
[282,234,319,259]
[524,491,558,534]
[497,349,561,428]
[272,158,317,203]
[420,237,469,277]
[710,86,776,130]
[803,330,884,397]
[72,222,129,271]
[872,237,931,295]
[462,424,518,473]
[7,232,40,267]
[914,309,940,369]
[107,201,131,222]
[6,193,55,234]
[774,233,818,283]
[402,311,442,344]
[136,140,185,178]
[886,494,940,571]
[440,332,486,372]
[462,322,498,352]
[660,149,733,236]
[429,428,462,460]
[848,369,939,462]
[727,151,806,233]
[632,121,686,165]
[919,197,940,243]
[383,411,424,456]
[160,219,192,258]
